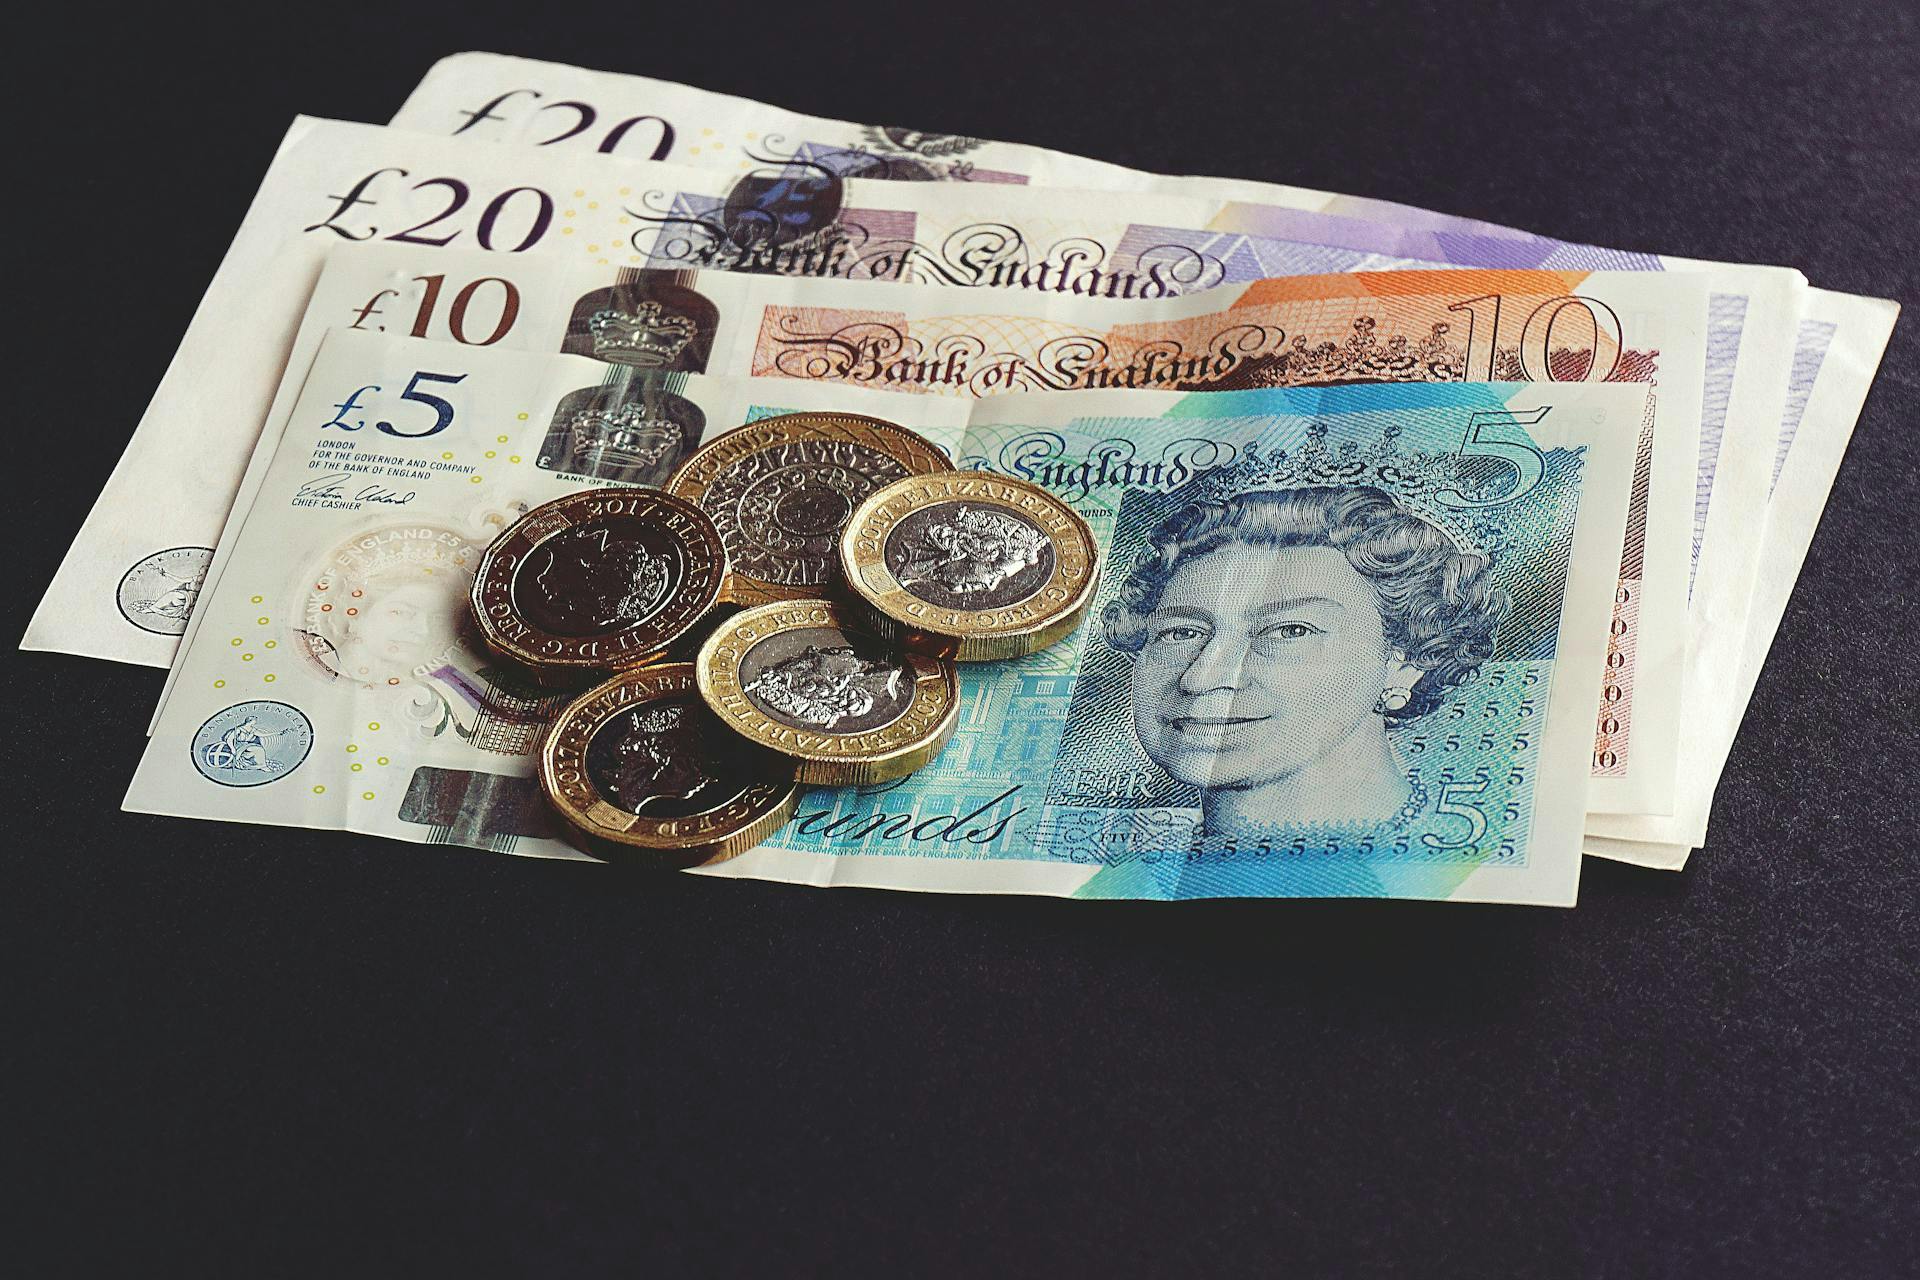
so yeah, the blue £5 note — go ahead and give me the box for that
[739,379,1643,905]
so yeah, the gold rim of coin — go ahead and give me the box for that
[838,471,1101,661]
[665,411,952,607]
[540,663,801,868]
[694,599,960,786]
[471,488,729,676]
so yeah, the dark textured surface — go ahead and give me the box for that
[8,2,1916,1273]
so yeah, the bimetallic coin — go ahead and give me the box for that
[541,663,801,868]
[696,600,959,786]
[840,472,1101,661]
[471,489,728,677]
[666,412,950,605]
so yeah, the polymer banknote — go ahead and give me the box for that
[131,329,1643,904]
[160,248,1707,815]
[23,111,1776,683]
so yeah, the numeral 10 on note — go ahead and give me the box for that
[348,274,524,347]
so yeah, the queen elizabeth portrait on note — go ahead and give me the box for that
[1101,484,1510,837]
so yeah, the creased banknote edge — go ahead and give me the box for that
[1578,274,1804,854]
[1583,835,1691,870]
[1582,271,1806,826]
[1584,288,1898,852]
[1580,278,1710,818]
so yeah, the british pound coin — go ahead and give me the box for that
[540,663,801,868]
[839,472,1100,661]
[472,488,729,677]
[695,600,959,786]
[665,412,950,605]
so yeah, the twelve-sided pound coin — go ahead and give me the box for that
[540,663,801,868]
[666,412,950,605]
[695,600,959,786]
[839,472,1100,661]
[472,489,729,678]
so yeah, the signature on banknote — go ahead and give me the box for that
[296,473,420,506]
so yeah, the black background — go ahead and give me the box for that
[9,2,1916,1273]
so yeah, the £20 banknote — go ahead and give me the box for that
[389,51,1540,239]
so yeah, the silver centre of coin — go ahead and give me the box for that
[882,501,1057,611]
[737,626,916,733]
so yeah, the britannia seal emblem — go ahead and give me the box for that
[190,701,315,787]
[117,546,214,635]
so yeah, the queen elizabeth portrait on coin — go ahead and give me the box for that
[740,639,913,734]
[587,699,740,816]
[1101,485,1509,836]
[887,503,1054,610]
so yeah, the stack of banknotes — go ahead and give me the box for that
[25,51,1897,905]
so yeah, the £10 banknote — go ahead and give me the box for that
[23,111,1760,680]
[159,247,1706,816]
[131,329,1643,904]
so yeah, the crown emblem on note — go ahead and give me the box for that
[1194,422,1532,561]
[1245,316,1472,385]
[564,404,684,470]
[861,125,982,159]
[587,303,697,367]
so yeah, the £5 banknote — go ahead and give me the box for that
[131,329,1642,904]
[163,248,1707,816]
